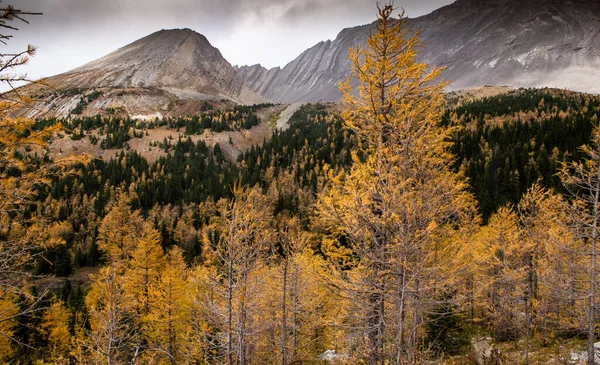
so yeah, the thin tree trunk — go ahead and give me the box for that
[238,272,248,365]
[291,265,299,361]
[589,234,597,365]
[281,258,288,365]
[588,168,600,365]
[227,258,233,365]
[396,264,407,365]
[525,243,538,365]
[470,275,475,322]
[108,332,113,365]
[367,264,386,365]
[108,265,117,365]
[380,289,385,365]
[227,205,237,365]
[168,281,175,364]
[525,257,532,365]
[411,279,421,365]
[570,243,576,309]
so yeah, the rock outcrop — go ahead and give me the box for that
[471,337,503,365]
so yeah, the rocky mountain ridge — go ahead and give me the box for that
[18,28,265,119]
[52,28,264,104]
[239,0,600,102]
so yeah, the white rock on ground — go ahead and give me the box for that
[276,103,303,131]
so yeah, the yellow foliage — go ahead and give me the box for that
[123,223,164,320]
[85,264,133,363]
[0,292,17,361]
[145,247,189,363]
[316,4,476,362]
[338,6,446,157]
[97,193,145,263]
[41,301,71,359]
[184,265,219,362]
[0,72,90,359]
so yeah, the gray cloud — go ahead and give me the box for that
[15,0,455,32]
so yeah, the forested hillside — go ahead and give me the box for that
[5,90,600,364]
[25,87,600,275]
[448,88,600,220]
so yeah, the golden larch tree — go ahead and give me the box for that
[316,4,475,364]
[40,301,71,362]
[202,184,272,365]
[97,194,146,264]
[559,127,600,364]
[145,247,189,363]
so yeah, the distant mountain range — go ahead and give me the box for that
[239,0,600,102]
[19,0,600,116]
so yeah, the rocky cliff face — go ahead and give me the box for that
[37,28,264,105]
[235,24,371,103]
[239,0,600,102]
[418,0,600,91]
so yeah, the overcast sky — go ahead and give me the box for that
[7,0,454,83]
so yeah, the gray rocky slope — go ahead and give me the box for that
[237,0,600,103]
[39,28,264,105]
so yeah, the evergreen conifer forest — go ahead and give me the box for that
[3,3,600,365]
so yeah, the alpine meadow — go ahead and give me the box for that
[3,1,600,364]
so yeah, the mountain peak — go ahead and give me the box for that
[149,28,208,41]
[124,27,213,54]
[159,27,194,33]
[34,28,265,105]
